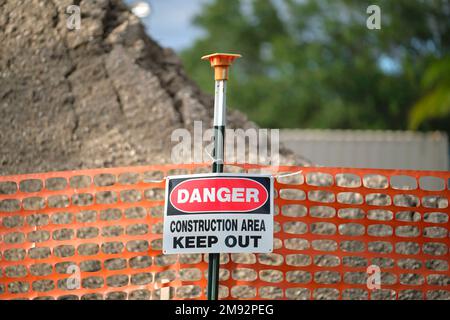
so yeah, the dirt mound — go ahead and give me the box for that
[0,0,307,175]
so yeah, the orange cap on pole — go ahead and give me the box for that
[201,53,241,80]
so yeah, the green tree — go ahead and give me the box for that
[409,57,450,129]
[181,0,450,132]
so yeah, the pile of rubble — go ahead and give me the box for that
[0,0,306,175]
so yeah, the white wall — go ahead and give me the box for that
[280,130,449,171]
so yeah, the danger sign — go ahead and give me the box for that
[163,173,274,254]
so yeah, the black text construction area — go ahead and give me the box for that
[163,174,274,254]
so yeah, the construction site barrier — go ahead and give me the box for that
[0,164,448,300]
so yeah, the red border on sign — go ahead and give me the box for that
[169,177,270,214]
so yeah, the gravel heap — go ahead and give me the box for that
[0,0,306,176]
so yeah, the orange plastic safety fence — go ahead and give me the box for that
[0,164,448,300]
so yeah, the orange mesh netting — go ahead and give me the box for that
[0,164,448,300]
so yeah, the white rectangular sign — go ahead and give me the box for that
[163,173,274,254]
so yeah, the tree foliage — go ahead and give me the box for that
[181,0,450,132]
[409,57,450,129]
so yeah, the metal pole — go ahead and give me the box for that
[207,80,226,300]
[201,53,241,300]
[212,79,227,174]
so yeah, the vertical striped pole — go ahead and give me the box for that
[201,53,241,300]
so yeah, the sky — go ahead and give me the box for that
[124,0,211,52]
